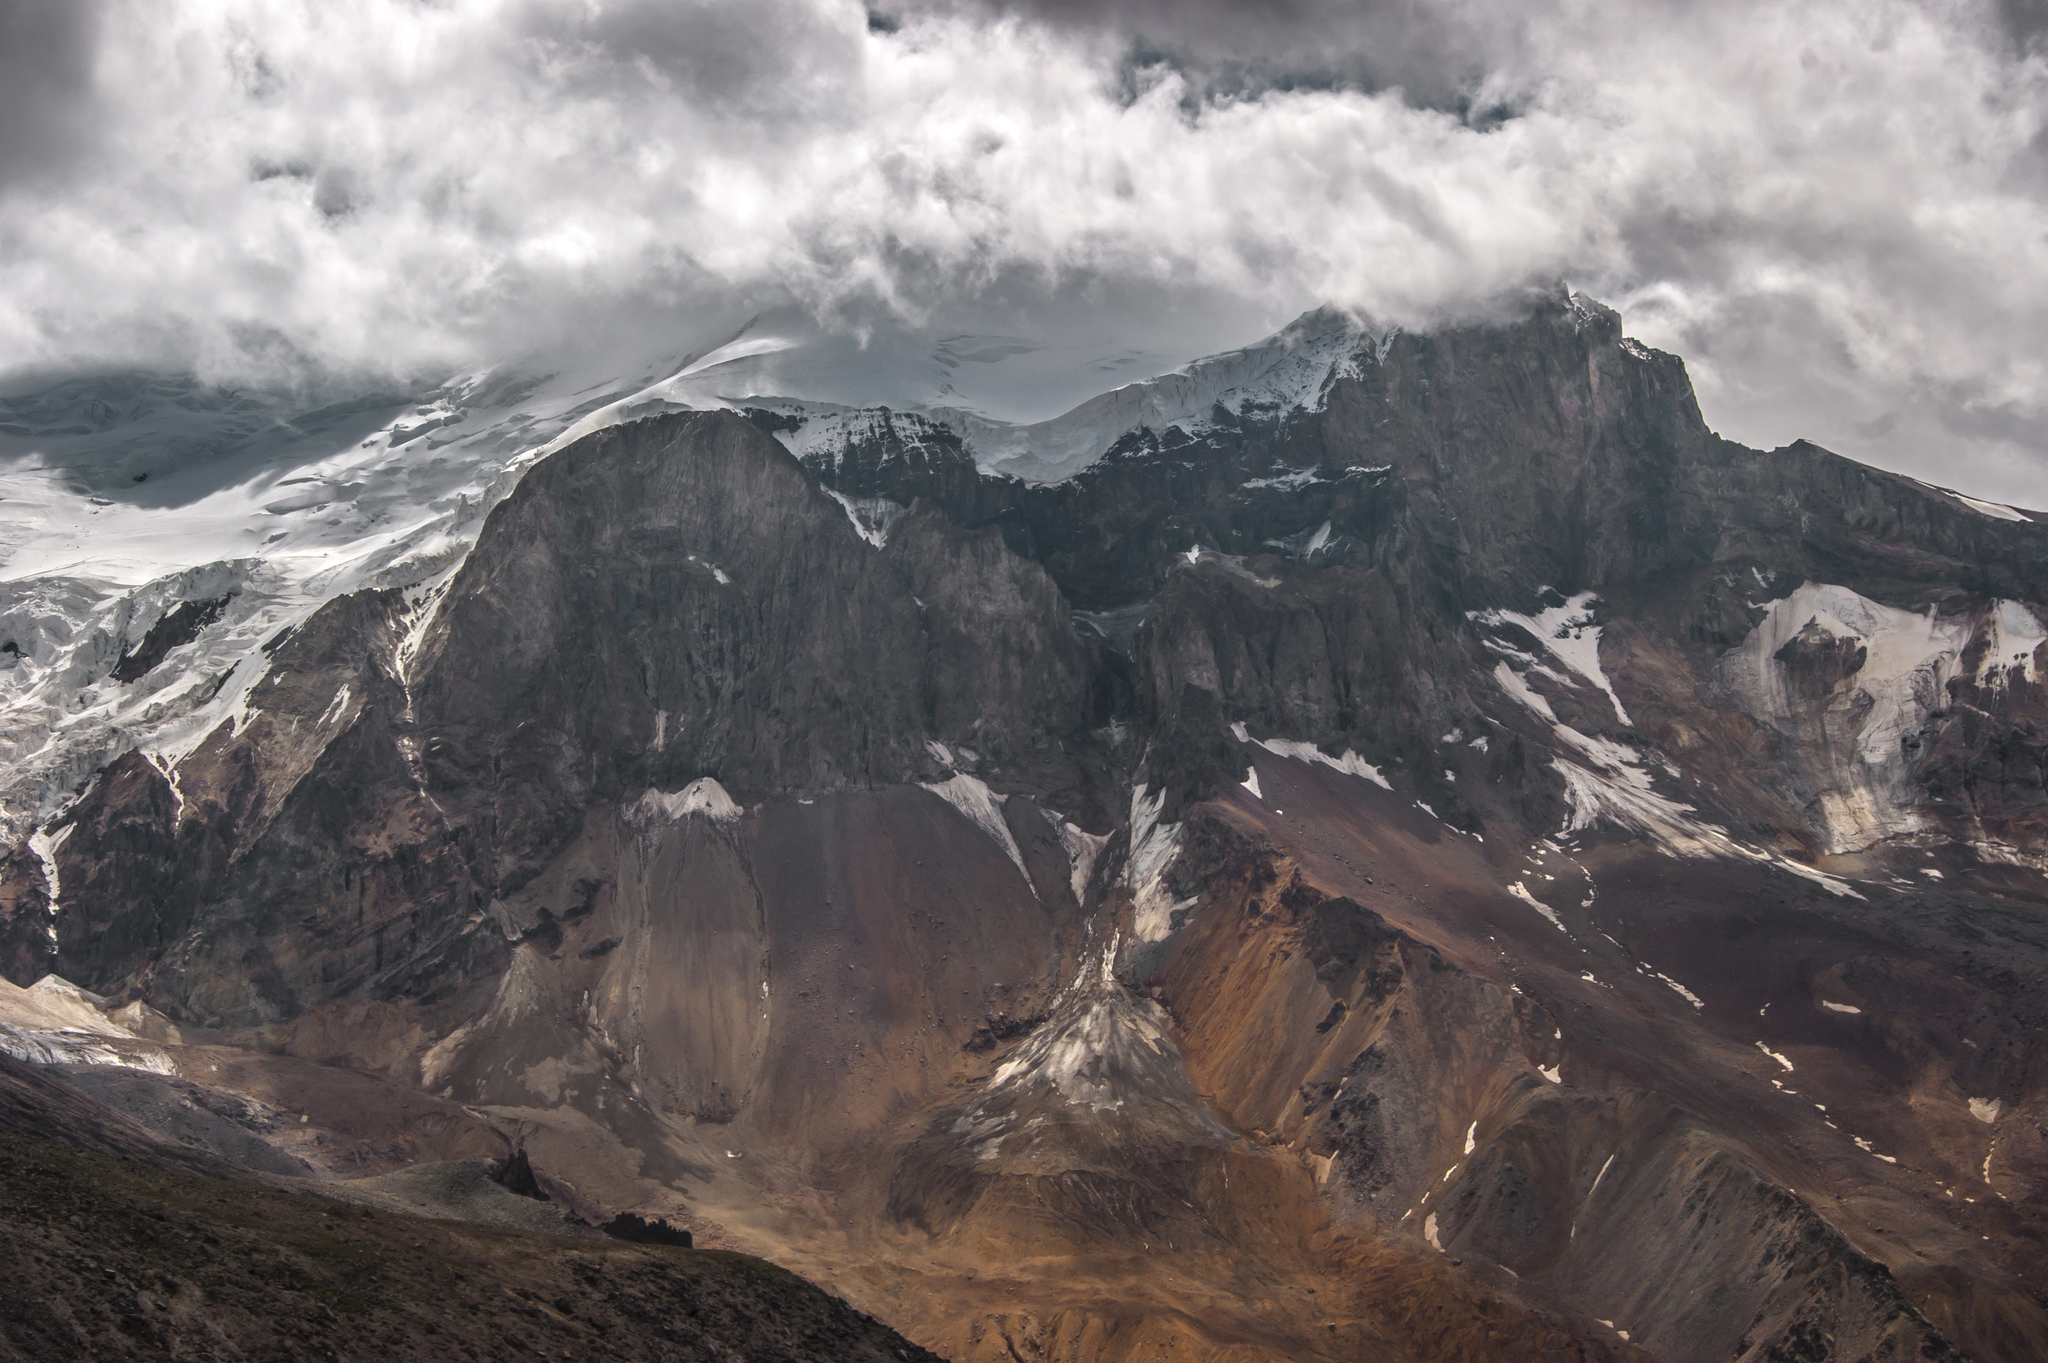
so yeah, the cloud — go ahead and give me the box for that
[0,0,2044,502]
[0,0,107,187]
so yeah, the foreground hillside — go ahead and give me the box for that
[0,1052,941,1363]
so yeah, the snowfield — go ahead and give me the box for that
[0,309,1378,840]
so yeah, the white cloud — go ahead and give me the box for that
[0,0,2044,501]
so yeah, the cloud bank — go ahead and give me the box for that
[0,0,2044,501]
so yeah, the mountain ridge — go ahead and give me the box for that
[2,289,2046,1361]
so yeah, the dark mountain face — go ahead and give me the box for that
[3,290,2046,1362]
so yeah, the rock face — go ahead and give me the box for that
[6,288,2048,1362]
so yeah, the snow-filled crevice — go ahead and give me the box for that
[1125,783,1194,942]
[822,488,906,548]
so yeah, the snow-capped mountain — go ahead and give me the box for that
[3,288,2046,1363]
[0,305,1379,844]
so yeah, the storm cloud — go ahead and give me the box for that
[0,0,2044,501]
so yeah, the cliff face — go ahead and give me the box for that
[7,290,2047,1363]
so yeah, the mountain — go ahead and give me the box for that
[1,287,2045,1362]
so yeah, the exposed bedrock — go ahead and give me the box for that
[410,410,1098,819]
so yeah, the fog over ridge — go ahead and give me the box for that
[0,0,2044,502]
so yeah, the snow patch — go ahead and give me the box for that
[973,936,1222,1130]
[1819,1000,1861,1015]
[317,684,351,727]
[822,488,905,548]
[1968,1097,2001,1124]
[1232,723,1392,789]
[1650,970,1705,1010]
[1491,660,1558,722]
[1470,591,1631,725]
[1771,856,1865,900]
[1978,600,2047,688]
[1240,767,1263,800]
[1715,583,1974,853]
[1504,678,1869,896]
[1506,881,1565,932]
[25,824,72,941]
[633,778,742,824]
[1126,784,1195,942]
[1051,816,1111,907]
[1756,1043,1795,1072]
[1952,492,2028,522]
[922,773,1033,893]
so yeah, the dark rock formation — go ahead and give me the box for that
[601,1212,693,1247]
[488,1147,546,1200]
[110,595,232,683]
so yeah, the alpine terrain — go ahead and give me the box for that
[2,288,2045,1362]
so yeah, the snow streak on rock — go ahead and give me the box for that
[1471,591,1632,725]
[1053,818,1111,908]
[633,779,743,825]
[1230,722,1391,789]
[922,773,1033,893]
[1125,784,1194,943]
[1507,881,1566,933]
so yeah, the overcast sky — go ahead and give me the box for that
[1,0,2045,503]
